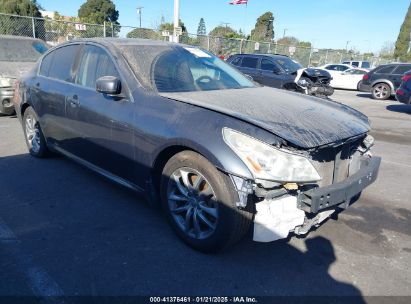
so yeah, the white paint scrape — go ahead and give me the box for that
[253,195,305,242]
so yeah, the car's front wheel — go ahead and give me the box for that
[372,83,391,100]
[160,151,253,252]
[23,106,49,157]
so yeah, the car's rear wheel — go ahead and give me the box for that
[160,151,253,252]
[372,83,391,100]
[23,106,49,157]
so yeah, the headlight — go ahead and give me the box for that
[297,78,309,87]
[0,78,12,88]
[222,128,321,183]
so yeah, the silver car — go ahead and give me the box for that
[0,35,48,115]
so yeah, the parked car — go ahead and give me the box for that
[359,63,411,100]
[342,61,371,69]
[14,39,380,252]
[395,70,411,104]
[330,68,368,90]
[227,53,333,97]
[318,63,352,77]
[0,35,49,115]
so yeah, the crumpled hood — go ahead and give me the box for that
[161,87,370,149]
[0,61,36,79]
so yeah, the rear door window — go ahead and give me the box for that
[48,45,81,83]
[392,65,411,75]
[241,57,258,69]
[336,65,350,71]
[75,45,120,89]
[375,65,396,74]
[351,62,359,67]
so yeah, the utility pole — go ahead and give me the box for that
[282,28,288,38]
[345,40,351,52]
[136,6,143,28]
[345,40,351,61]
[173,0,180,43]
[221,22,230,28]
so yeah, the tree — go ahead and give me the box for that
[160,19,187,33]
[78,0,119,37]
[209,25,241,38]
[126,28,160,40]
[276,36,299,46]
[197,18,206,36]
[78,0,119,24]
[0,0,45,39]
[250,11,274,42]
[379,41,395,59]
[298,41,312,48]
[394,1,411,61]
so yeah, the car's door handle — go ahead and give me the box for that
[66,95,80,107]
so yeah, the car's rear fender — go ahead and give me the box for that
[370,79,395,91]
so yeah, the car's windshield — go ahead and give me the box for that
[274,57,302,73]
[153,47,255,92]
[121,45,255,93]
[0,38,49,62]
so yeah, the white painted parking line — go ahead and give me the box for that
[0,216,65,301]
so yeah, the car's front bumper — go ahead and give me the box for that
[253,156,381,242]
[0,87,15,115]
[297,156,381,213]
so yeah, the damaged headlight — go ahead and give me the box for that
[223,128,321,183]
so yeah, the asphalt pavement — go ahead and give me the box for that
[0,90,410,300]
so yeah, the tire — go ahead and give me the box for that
[160,151,253,252]
[372,83,391,100]
[357,81,362,91]
[22,106,49,157]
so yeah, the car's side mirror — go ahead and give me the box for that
[273,69,282,75]
[96,76,122,95]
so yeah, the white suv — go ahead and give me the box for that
[342,61,371,69]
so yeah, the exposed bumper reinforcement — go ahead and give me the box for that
[297,157,381,213]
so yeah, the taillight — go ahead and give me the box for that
[13,80,21,107]
[402,74,411,82]
[362,74,369,81]
[396,89,405,95]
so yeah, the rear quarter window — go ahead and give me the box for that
[392,65,411,75]
[230,56,242,66]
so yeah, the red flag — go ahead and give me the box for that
[229,0,248,5]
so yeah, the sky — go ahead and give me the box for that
[38,0,410,53]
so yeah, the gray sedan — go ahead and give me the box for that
[14,38,380,252]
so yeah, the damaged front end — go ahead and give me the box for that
[224,128,381,242]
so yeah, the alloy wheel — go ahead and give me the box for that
[167,167,218,239]
[25,114,41,153]
[373,85,389,99]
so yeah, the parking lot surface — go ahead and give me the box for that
[0,90,410,299]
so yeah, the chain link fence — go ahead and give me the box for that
[1,12,392,67]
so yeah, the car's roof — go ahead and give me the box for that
[0,34,44,42]
[231,53,289,58]
[322,63,351,66]
[62,37,186,48]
